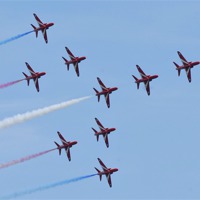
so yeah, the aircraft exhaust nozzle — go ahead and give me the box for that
[95,167,102,180]
[31,24,38,37]
[54,142,61,155]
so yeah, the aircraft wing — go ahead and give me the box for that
[95,118,105,132]
[98,158,108,171]
[97,77,107,91]
[65,47,76,60]
[177,51,189,66]
[34,77,40,92]
[25,62,36,76]
[42,29,48,43]
[144,80,150,95]
[106,174,112,187]
[57,131,69,146]
[104,93,110,108]
[33,13,44,27]
[185,67,192,82]
[73,62,80,77]
[136,65,147,79]
[103,133,109,148]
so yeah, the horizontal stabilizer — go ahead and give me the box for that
[31,24,38,37]
[93,88,100,102]
[173,62,181,76]
[132,75,140,89]
[62,57,70,70]
[95,167,102,181]
[22,72,30,86]
[54,142,61,155]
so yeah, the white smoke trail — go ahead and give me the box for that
[0,96,91,129]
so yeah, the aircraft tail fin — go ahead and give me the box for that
[93,88,100,102]
[92,128,99,141]
[54,142,61,155]
[62,57,70,70]
[31,24,38,37]
[132,75,140,89]
[173,62,181,76]
[22,72,30,86]
[95,167,102,181]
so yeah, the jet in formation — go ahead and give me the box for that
[132,65,158,95]
[54,131,78,161]
[93,77,118,108]
[92,118,116,148]
[62,47,86,77]
[95,158,118,187]
[22,62,46,92]
[173,51,200,82]
[31,13,54,43]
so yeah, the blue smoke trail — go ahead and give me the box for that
[1,174,97,199]
[0,31,34,45]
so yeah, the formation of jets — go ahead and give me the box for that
[52,131,118,187]
[4,13,200,190]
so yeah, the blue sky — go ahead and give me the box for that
[0,0,200,199]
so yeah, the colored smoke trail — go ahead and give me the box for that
[0,31,34,45]
[0,96,91,129]
[0,148,57,170]
[1,174,97,199]
[0,79,24,89]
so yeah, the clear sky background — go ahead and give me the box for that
[0,0,200,199]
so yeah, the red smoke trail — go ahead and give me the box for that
[0,79,24,89]
[0,148,57,169]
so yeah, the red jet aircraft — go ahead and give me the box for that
[62,47,86,77]
[31,13,54,43]
[54,131,78,161]
[132,65,158,95]
[22,62,46,92]
[92,118,116,148]
[95,158,118,188]
[173,51,200,82]
[93,77,118,108]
